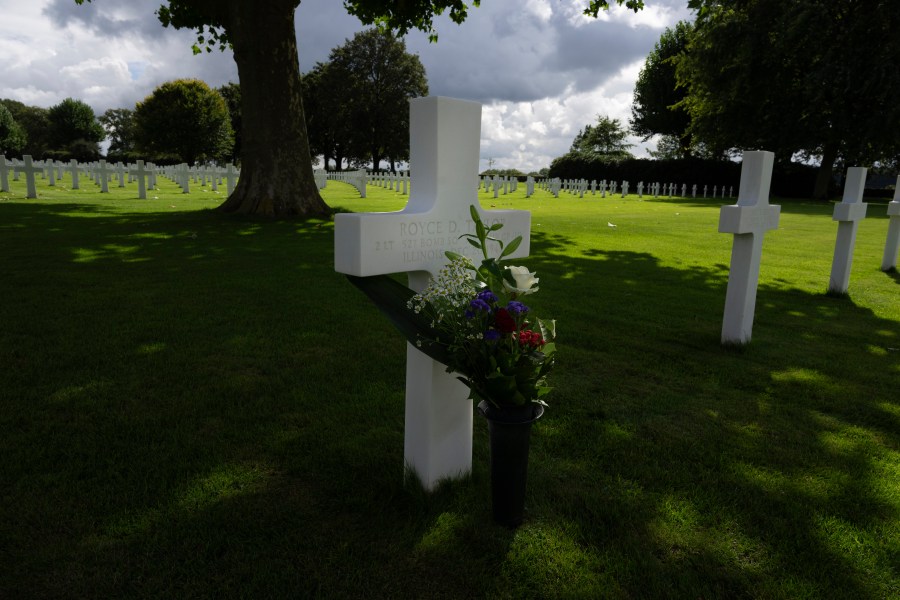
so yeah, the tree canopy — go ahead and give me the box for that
[47,97,104,161]
[0,103,27,157]
[0,100,51,159]
[134,79,233,164]
[99,108,137,162]
[678,0,900,197]
[327,29,428,171]
[570,116,634,160]
[630,21,692,158]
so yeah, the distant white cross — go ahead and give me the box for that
[829,167,868,294]
[129,160,153,199]
[94,160,114,193]
[718,151,781,344]
[0,156,10,193]
[15,155,43,199]
[882,176,900,271]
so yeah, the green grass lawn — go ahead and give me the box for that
[1,173,898,598]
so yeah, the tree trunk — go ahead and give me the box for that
[217,0,330,217]
[813,141,839,200]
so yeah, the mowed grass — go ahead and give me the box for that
[1,172,898,599]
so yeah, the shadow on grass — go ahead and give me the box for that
[1,203,898,598]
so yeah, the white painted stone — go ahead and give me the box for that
[129,160,153,199]
[15,155,42,198]
[95,159,114,193]
[719,151,780,344]
[828,167,868,294]
[881,177,900,271]
[334,96,531,490]
[0,156,10,192]
[65,159,80,189]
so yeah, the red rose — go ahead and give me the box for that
[518,330,545,349]
[494,308,517,333]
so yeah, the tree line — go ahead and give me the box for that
[555,1,900,199]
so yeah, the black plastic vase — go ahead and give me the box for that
[477,400,545,527]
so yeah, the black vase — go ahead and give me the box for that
[477,400,545,527]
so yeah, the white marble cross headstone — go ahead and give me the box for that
[828,167,868,294]
[95,159,113,193]
[224,163,239,195]
[334,96,531,490]
[129,160,152,199]
[65,159,80,189]
[718,151,780,344]
[882,176,900,271]
[0,156,10,193]
[15,155,42,199]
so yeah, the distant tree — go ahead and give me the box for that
[0,100,51,159]
[329,29,429,171]
[216,82,242,163]
[570,115,634,160]
[133,79,234,164]
[0,103,27,157]
[631,21,692,157]
[98,108,136,161]
[647,134,683,160]
[302,62,354,171]
[47,98,104,161]
[679,0,900,198]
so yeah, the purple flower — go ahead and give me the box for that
[507,301,529,316]
[476,290,498,304]
[484,329,501,342]
[469,298,492,314]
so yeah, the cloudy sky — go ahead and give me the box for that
[0,0,693,172]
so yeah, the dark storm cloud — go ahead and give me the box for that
[43,0,168,40]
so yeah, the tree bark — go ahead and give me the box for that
[813,141,839,200]
[217,0,330,217]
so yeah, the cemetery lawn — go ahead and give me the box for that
[1,176,898,599]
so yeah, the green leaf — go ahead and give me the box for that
[469,204,480,225]
[466,237,481,249]
[499,236,522,259]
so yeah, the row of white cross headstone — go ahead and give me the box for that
[333,96,900,492]
[0,155,240,199]
[539,178,735,200]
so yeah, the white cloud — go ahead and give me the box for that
[0,0,684,170]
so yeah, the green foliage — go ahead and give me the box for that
[302,61,356,170]
[326,29,429,170]
[678,0,900,196]
[46,98,104,161]
[480,168,525,178]
[98,108,137,162]
[631,21,692,155]
[569,115,634,160]
[648,134,685,160]
[134,79,234,164]
[216,82,241,163]
[0,99,51,159]
[0,103,26,156]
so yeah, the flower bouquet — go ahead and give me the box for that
[347,205,555,409]
[345,204,555,525]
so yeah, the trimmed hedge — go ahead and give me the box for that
[548,154,829,199]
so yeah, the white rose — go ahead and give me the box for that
[503,266,539,295]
